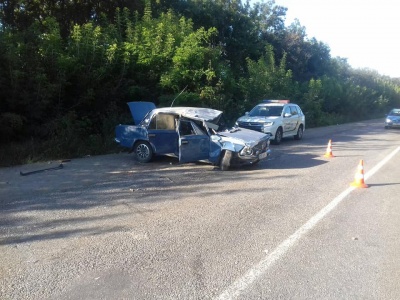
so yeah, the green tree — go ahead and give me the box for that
[239,45,293,111]
[302,78,323,127]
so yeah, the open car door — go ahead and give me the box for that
[178,120,210,163]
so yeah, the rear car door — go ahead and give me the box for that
[178,120,210,163]
[289,105,301,131]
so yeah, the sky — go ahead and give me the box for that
[251,0,400,78]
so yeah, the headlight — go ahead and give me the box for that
[240,146,253,156]
[386,118,392,123]
[263,122,274,127]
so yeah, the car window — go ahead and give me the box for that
[179,120,195,135]
[296,106,304,115]
[148,113,176,130]
[283,106,291,115]
[290,106,298,115]
[191,120,207,135]
[249,105,282,117]
[389,109,400,116]
[179,120,206,136]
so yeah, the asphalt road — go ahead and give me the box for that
[1,119,400,300]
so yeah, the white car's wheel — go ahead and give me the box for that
[294,125,303,140]
[274,127,283,145]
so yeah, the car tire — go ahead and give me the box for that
[220,150,232,171]
[294,125,304,140]
[134,141,153,163]
[273,127,283,145]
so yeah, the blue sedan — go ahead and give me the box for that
[115,102,271,170]
[385,108,400,129]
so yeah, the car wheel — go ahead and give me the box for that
[220,150,232,171]
[134,141,153,163]
[294,125,303,140]
[274,127,283,145]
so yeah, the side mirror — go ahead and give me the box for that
[284,113,292,118]
[245,112,249,116]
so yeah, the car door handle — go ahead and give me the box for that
[148,134,156,137]
[181,140,189,144]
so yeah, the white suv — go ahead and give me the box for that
[235,100,305,144]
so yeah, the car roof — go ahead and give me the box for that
[152,107,222,121]
[257,103,299,107]
[262,99,290,103]
[128,102,222,123]
[258,103,286,106]
[258,100,300,107]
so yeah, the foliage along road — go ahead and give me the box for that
[1,119,400,299]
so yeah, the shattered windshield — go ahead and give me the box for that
[139,110,153,126]
[204,113,229,133]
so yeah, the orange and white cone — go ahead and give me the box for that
[351,160,368,188]
[324,140,334,158]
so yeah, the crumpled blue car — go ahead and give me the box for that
[115,102,271,170]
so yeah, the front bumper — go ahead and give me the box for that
[233,139,271,163]
[230,149,271,166]
[237,122,263,132]
[385,121,400,127]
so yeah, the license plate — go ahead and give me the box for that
[259,152,267,159]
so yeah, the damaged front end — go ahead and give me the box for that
[216,127,271,166]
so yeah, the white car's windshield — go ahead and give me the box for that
[249,105,283,117]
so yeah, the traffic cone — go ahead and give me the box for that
[351,160,368,188]
[324,140,334,158]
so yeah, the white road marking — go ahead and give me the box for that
[216,146,400,300]
[364,147,400,180]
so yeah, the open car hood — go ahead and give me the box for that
[218,127,270,143]
[128,102,157,124]
[127,102,223,124]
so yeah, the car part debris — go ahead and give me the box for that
[20,163,64,176]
